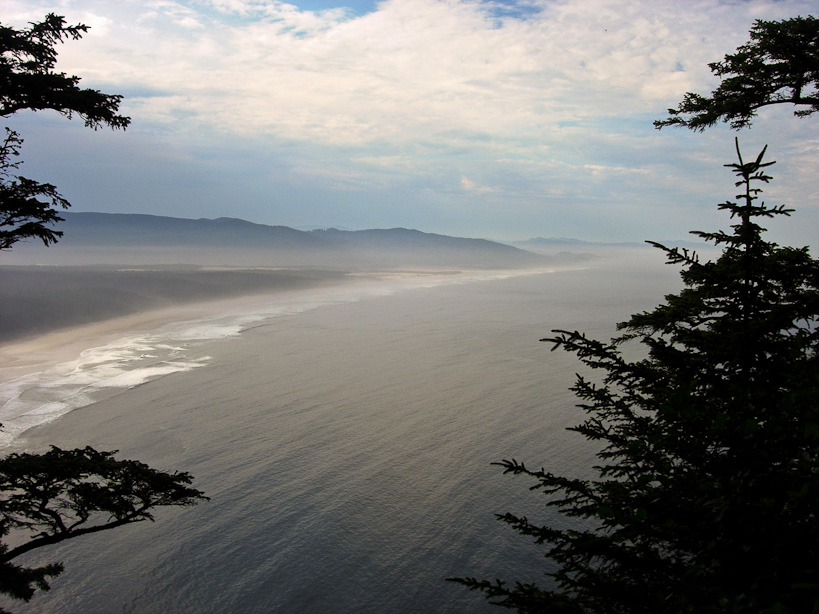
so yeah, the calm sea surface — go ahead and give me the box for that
[1,253,680,613]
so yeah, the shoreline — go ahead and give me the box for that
[0,266,533,379]
[0,272,382,447]
[0,265,572,383]
[0,293,300,378]
[0,266,354,345]
[0,266,563,446]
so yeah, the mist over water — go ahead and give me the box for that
[0,254,680,613]
[0,270,546,445]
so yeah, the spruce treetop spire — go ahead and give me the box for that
[452,143,819,613]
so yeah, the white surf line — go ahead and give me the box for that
[0,267,564,446]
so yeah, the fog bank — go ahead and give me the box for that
[0,266,350,343]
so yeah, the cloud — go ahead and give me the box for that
[4,0,818,244]
[460,176,496,194]
[12,0,803,149]
[8,1,814,151]
[583,163,651,177]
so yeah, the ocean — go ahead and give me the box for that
[0,252,680,613]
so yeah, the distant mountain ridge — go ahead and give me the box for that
[516,237,712,249]
[515,237,644,248]
[4,212,555,269]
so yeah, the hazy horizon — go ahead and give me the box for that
[4,0,818,247]
[2,3,815,609]
[0,257,682,613]
[0,211,598,268]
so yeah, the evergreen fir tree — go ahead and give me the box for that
[654,16,819,131]
[452,143,819,613]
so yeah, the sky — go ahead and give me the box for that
[3,0,819,244]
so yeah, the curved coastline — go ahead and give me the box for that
[0,265,560,446]
[0,266,352,345]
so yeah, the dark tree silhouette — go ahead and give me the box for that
[0,447,207,605]
[0,16,205,611]
[0,13,129,251]
[655,16,819,131]
[451,143,819,613]
[0,128,68,250]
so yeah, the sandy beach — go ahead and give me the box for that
[0,266,373,446]
[0,267,364,413]
[0,265,352,342]
[0,292,324,377]
[0,264,561,448]
[0,265,538,373]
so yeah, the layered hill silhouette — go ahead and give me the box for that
[0,214,577,341]
[4,212,551,269]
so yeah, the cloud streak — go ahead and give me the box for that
[4,0,819,244]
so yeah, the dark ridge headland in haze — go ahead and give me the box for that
[0,213,592,342]
[2,212,557,268]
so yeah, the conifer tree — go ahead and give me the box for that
[0,13,129,250]
[0,16,204,611]
[0,447,207,607]
[451,142,819,612]
[655,15,819,131]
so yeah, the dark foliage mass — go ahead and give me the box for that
[0,447,207,606]
[451,144,819,612]
[0,13,129,251]
[655,16,819,131]
[0,15,205,613]
[453,16,819,612]
[0,128,68,250]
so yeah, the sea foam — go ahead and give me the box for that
[0,268,555,446]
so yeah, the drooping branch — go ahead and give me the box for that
[655,16,819,131]
[0,13,131,253]
[0,447,207,563]
[0,13,130,129]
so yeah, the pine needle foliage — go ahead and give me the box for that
[451,143,819,613]
[0,447,207,605]
[0,13,129,251]
[655,16,819,131]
